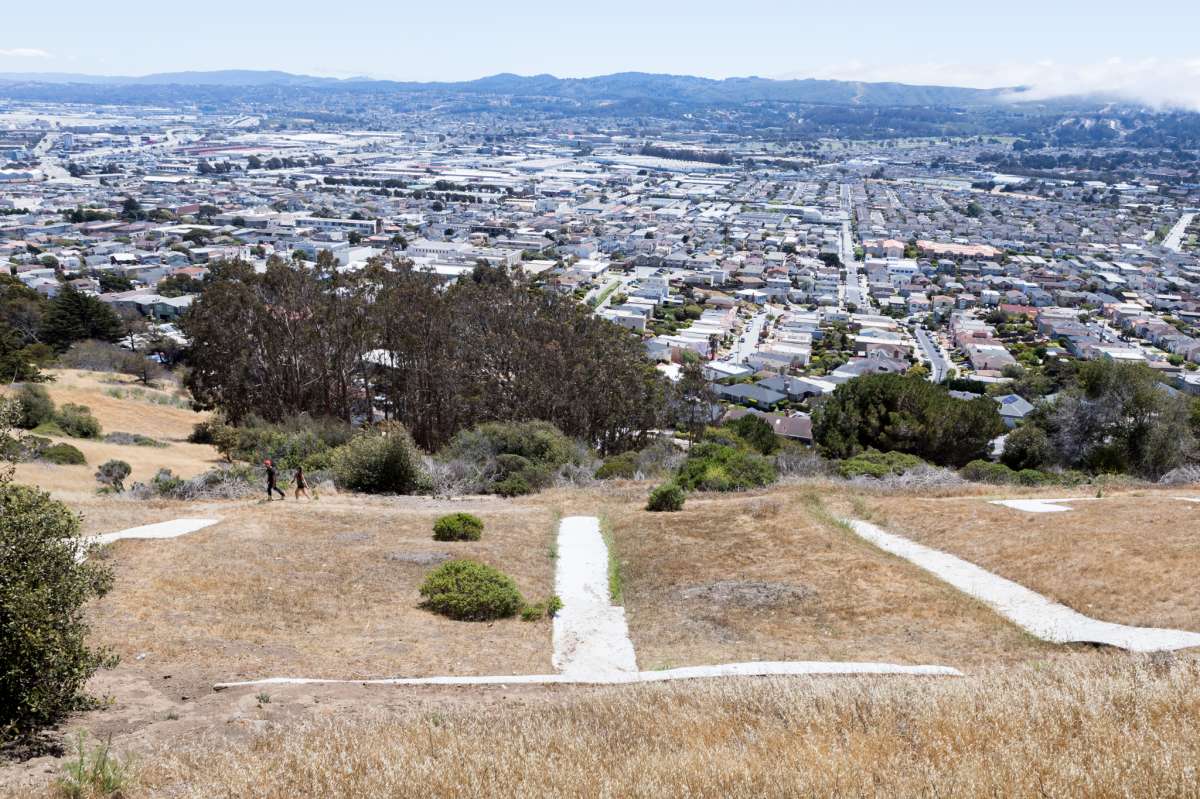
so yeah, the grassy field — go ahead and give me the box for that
[7,369,216,499]
[12,656,1199,798]
[3,386,1200,796]
[603,486,1051,670]
[84,494,558,683]
[856,492,1200,631]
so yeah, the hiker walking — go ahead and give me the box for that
[264,459,285,501]
[293,465,310,500]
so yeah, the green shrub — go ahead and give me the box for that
[493,474,532,498]
[41,443,87,466]
[433,512,484,542]
[724,414,781,455]
[0,484,114,743]
[440,420,581,495]
[1001,424,1054,471]
[1016,468,1052,486]
[331,423,427,494]
[207,415,355,470]
[54,404,102,439]
[520,595,564,621]
[419,559,523,621]
[595,451,638,480]
[95,460,132,492]
[14,384,54,430]
[836,450,925,479]
[675,443,776,492]
[646,482,686,512]
[960,459,1017,484]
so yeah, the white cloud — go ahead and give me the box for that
[0,48,51,58]
[779,59,1200,111]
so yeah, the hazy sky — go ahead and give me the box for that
[3,1,1199,104]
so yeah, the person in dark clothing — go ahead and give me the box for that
[293,465,310,500]
[264,459,285,500]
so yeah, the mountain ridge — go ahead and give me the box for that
[0,68,1021,107]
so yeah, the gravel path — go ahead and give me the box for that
[78,518,221,561]
[88,518,221,547]
[846,519,1200,652]
[552,515,638,679]
[214,661,961,689]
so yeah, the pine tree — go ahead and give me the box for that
[39,285,124,351]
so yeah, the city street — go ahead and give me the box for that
[914,326,952,383]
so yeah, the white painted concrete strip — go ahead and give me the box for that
[989,498,1100,513]
[213,661,961,690]
[86,518,220,548]
[552,515,638,679]
[1175,497,1200,504]
[846,519,1200,652]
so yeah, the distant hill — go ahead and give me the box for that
[0,69,1018,107]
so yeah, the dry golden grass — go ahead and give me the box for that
[856,491,1200,631]
[85,494,558,682]
[7,369,217,497]
[49,655,1200,799]
[598,484,1051,670]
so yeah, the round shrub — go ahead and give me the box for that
[41,443,86,466]
[960,459,1016,484]
[419,559,523,621]
[492,474,532,498]
[331,423,427,494]
[433,512,484,542]
[1001,424,1054,471]
[646,482,685,512]
[54,404,102,439]
[14,384,54,430]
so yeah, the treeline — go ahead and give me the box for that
[639,144,734,165]
[182,256,667,453]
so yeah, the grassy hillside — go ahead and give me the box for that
[1,389,1198,797]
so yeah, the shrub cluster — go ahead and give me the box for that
[204,414,354,471]
[439,421,589,496]
[41,442,87,466]
[836,450,926,479]
[330,423,428,495]
[419,559,523,621]
[14,384,54,430]
[594,437,684,481]
[52,404,102,439]
[675,442,776,492]
[646,482,686,512]
[959,459,1068,487]
[130,465,261,501]
[432,512,484,542]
